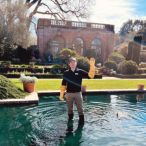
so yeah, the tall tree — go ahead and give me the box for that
[0,0,31,59]
[119,19,144,36]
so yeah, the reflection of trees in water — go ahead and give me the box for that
[116,94,146,103]
[59,120,84,146]
[0,106,34,146]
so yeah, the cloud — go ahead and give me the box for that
[88,0,141,32]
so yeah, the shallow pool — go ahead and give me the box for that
[0,94,146,146]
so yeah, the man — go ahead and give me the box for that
[59,57,95,124]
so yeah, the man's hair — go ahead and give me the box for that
[68,57,77,63]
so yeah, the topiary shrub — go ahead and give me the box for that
[0,61,11,68]
[140,53,146,62]
[77,56,90,71]
[0,75,26,99]
[104,60,117,71]
[118,60,138,75]
[59,48,77,63]
[50,64,64,74]
[119,44,128,58]
[139,62,146,68]
[108,52,125,64]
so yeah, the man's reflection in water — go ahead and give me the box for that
[136,94,144,102]
[60,120,84,146]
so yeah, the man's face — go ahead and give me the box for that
[69,60,77,69]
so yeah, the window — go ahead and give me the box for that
[91,38,101,55]
[49,37,65,55]
[73,38,84,55]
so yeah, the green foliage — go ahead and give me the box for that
[140,53,146,62]
[139,62,146,68]
[0,61,11,67]
[50,64,64,74]
[0,75,26,99]
[77,56,89,71]
[104,60,117,71]
[108,52,125,64]
[59,48,77,62]
[118,60,138,75]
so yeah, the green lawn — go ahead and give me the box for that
[11,79,146,91]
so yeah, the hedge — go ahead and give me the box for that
[1,73,102,79]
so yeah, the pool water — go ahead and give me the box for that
[0,94,146,146]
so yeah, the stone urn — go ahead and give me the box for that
[137,84,144,90]
[23,82,35,93]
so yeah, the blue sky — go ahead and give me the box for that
[32,0,146,33]
[135,0,146,16]
[88,0,146,32]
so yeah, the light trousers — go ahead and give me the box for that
[65,92,84,116]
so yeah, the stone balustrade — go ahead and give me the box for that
[37,18,114,32]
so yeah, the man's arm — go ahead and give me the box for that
[88,58,96,79]
[59,74,67,101]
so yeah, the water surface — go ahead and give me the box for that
[0,94,146,146]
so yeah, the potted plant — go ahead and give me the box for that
[19,74,38,93]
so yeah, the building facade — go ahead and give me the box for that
[37,18,115,63]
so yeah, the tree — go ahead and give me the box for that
[0,1,31,48]
[25,0,92,31]
[119,19,144,36]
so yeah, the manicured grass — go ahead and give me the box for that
[11,79,146,91]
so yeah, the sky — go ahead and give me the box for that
[32,0,146,33]
[88,0,146,32]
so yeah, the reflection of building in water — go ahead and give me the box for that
[37,19,115,63]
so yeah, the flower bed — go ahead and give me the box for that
[1,73,102,79]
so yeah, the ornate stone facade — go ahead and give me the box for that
[37,18,115,63]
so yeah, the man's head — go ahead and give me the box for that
[68,57,77,70]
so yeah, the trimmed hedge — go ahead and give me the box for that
[0,67,44,73]
[104,60,117,71]
[0,75,26,99]
[118,60,138,75]
[111,74,146,78]
[0,67,66,74]
[1,73,102,79]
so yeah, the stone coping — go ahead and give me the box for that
[0,92,39,106]
[38,89,146,96]
[1,89,145,106]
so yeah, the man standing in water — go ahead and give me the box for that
[59,57,95,124]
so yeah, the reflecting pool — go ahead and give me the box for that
[0,94,146,146]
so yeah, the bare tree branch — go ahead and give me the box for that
[25,0,91,34]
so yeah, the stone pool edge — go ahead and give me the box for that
[0,92,39,106]
[38,89,146,96]
[1,89,146,106]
